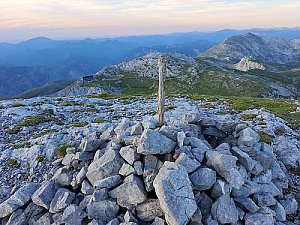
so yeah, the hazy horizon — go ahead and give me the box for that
[0,0,299,42]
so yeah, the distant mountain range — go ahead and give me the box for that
[0,27,300,97]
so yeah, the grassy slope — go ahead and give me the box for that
[14,80,76,99]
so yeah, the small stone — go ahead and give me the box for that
[137,129,176,155]
[86,148,124,185]
[6,209,26,225]
[234,198,259,213]
[143,155,163,192]
[206,150,244,189]
[124,210,138,223]
[211,179,231,199]
[130,122,143,135]
[109,175,147,208]
[49,188,75,213]
[52,167,72,186]
[175,153,200,173]
[133,161,143,175]
[231,147,256,172]
[87,199,119,222]
[32,180,60,209]
[81,180,94,195]
[153,162,197,225]
[119,163,136,176]
[244,212,274,225]
[203,127,226,138]
[177,131,186,148]
[151,217,165,225]
[272,202,286,222]
[92,189,108,202]
[120,146,140,165]
[211,195,239,224]
[62,205,87,225]
[136,199,163,222]
[62,154,75,166]
[190,167,216,191]
[238,128,260,147]
[94,175,122,190]
[79,138,104,152]
[280,195,298,215]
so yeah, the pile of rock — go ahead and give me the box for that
[0,113,298,225]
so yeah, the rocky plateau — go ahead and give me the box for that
[0,96,299,224]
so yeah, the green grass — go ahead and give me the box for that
[72,121,88,127]
[6,115,61,134]
[93,118,105,123]
[12,142,31,149]
[241,114,257,120]
[56,144,75,158]
[12,103,25,107]
[36,155,45,163]
[258,131,274,144]
[6,159,20,168]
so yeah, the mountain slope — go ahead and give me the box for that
[200,33,300,66]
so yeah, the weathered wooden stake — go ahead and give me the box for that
[158,55,165,127]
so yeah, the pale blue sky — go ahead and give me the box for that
[0,0,299,42]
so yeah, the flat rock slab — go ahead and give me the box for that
[153,162,197,225]
[137,129,176,155]
[0,183,40,218]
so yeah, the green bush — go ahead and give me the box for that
[6,159,20,168]
[56,144,75,158]
[258,131,273,144]
[12,103,25,107]
[93,118,105,123]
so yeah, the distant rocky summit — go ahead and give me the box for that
[200,33,300,65]
[234,56,265,72]
[0,96,299,224]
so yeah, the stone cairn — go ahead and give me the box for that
[0,113,298,225]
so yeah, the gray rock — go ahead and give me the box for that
[109,175,147,208]
[124,210,139,223]
[100,126,115,141]
[234,198,259,213]
[107,218,120,225]
[49,188,75,213]
[137,129,176,155]
[75,151,94,161]
[133,161,144,175]
[52,167,73,186]
[211,195,239,224]
[87,199,119,222]
[177,131,186,147]
[189,208,202,225]
[136,199,163,222]
[119,163,136,176]
[35,212,53,225]
[62,205,87,225]
[280,195,298,215]
[143,155,163,192]
[62,153,75,167]
[32,180,60,209]
[153,162,197,225]
[206,150,244,189]
[79,138,104,152]
[244,212,274,225]
[159,125,178,141]
[94,175,122,190]
[181,113,199,124]
[272,202,286,222]
[215,143,231,154]
[200,118,216,127]
[253,193,277,206]
[6,209,26,225]
[151,217,166,225]
[175,153,200,173]
[232,181,260,198]
[211,179,231,199]
[86,148,124,185]
[129,122,143,136]
[0,183,40,218]
[203,127,226,138]
[81,179,94,195]
[92,189,108,202]
[216,121,238,133]
[119,146,140,165]
[184,137,211,149]
[194,192,213,219]
[238,127,260,147]
[231,147,256,172]
[190,167,216,191]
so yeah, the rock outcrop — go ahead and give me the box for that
[234,56,265,72]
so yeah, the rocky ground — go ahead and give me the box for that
[0,96,299,224]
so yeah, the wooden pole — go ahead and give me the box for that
[158,55,165,127]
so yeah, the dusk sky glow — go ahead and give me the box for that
[0,0,299,42]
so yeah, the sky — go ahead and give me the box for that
[0,0,299,42]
